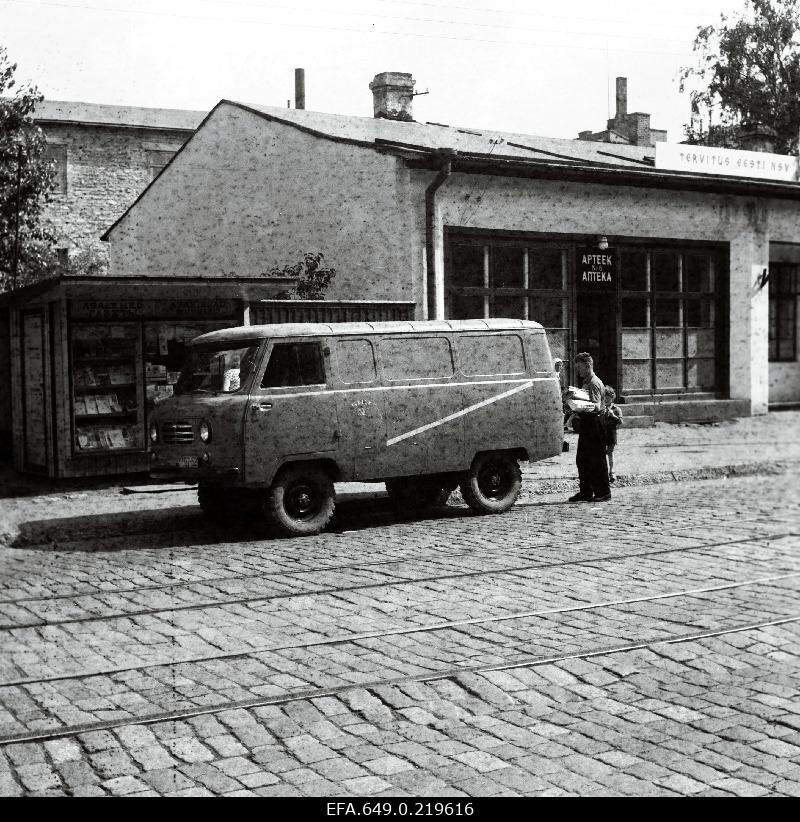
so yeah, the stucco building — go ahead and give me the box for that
[101,72,800,419]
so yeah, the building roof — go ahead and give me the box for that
[33,100,206,132]
[233,101,658,170]
[102,98,800,241]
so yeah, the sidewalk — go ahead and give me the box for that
[1,411,799,548]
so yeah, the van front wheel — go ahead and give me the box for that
[460,453,522,515]
[265,464,335,536]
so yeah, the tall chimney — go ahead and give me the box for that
[615,77,627,119]
[295,68,305,110]
[369,72,415,121]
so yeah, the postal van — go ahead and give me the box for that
[148,319,563,536]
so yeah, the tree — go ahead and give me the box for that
[0,46,57,292]
[269,251,336,300]
[679,0,800,152]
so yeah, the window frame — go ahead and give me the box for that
[769,264,798,363]
[259,339,328,391]
[334,338,378,386]
[45,143,68,194]
[379,335,455,383]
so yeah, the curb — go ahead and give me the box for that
[516,459,798,498]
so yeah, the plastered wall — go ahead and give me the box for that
[108,105,422,304]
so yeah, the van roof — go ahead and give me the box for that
[190,318,546,346]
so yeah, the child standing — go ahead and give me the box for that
[602,386,623,483]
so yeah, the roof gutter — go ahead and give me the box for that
[425,149,455,320]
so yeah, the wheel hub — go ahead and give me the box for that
[286,484,317,519]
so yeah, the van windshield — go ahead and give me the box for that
[175,342,262,395]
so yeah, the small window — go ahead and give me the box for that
[381,337,453,380]
[337,339,376,384]
[769,264,798,362]
[262,342,325,388]
[45,144,67,194]
[147,149,175,181]
[459,334,525,376]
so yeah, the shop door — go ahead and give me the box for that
[575,246,619,390]
[21,310,49,472]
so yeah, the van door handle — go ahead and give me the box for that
[252,402,272,412]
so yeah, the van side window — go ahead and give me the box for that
[459,334,526,376]
[528,333,553,373]
[262,342,325,388]
[336,339,376,384]
[381,337,453,380]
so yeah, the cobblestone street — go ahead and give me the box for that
[1,471,799,796]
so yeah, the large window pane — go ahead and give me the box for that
[491,246,524,289]
[652,252,680,292]
[620,250,647,291]
[450,244,484,288]
[622,297,648,327]
[530,294,563,328]
[448,292,484,319]
[529,248,563,289]
[655,297,680,326]
[685,255,712,292]
[491,294,526,319]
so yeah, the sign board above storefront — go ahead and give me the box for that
[71,298,241,321]
[655,143,799,182]
[577,248,615,290]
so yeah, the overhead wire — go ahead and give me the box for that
[1,0,699,56]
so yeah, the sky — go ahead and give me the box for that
[1,0,748,141]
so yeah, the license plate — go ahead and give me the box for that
[178,456,198,469]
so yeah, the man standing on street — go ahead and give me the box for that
[569,352,611,503]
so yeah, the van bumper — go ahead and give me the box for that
[148,449,240,483]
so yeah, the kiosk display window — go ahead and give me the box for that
[71,324,143,452]
[144,322,228,416]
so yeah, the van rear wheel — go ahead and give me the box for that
[460,453,522,515]
[265,464,335,536]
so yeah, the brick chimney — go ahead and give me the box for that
[369,72,415,121]
[615,77,627,119]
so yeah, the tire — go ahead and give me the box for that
[385,477,451,511]
[459,453,522,515]
[198,482,229,523]
[265,464,335,537]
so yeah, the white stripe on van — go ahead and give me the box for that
[386,380,535,447]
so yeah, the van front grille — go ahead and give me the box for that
[161,422,194,444]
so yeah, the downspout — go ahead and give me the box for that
[425,149,455,320]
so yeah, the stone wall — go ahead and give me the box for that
[41,123,190,262]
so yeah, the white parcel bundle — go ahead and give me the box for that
[565,387,598,413]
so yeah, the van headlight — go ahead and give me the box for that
[149,422,158,443]
[199,420,212,443]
